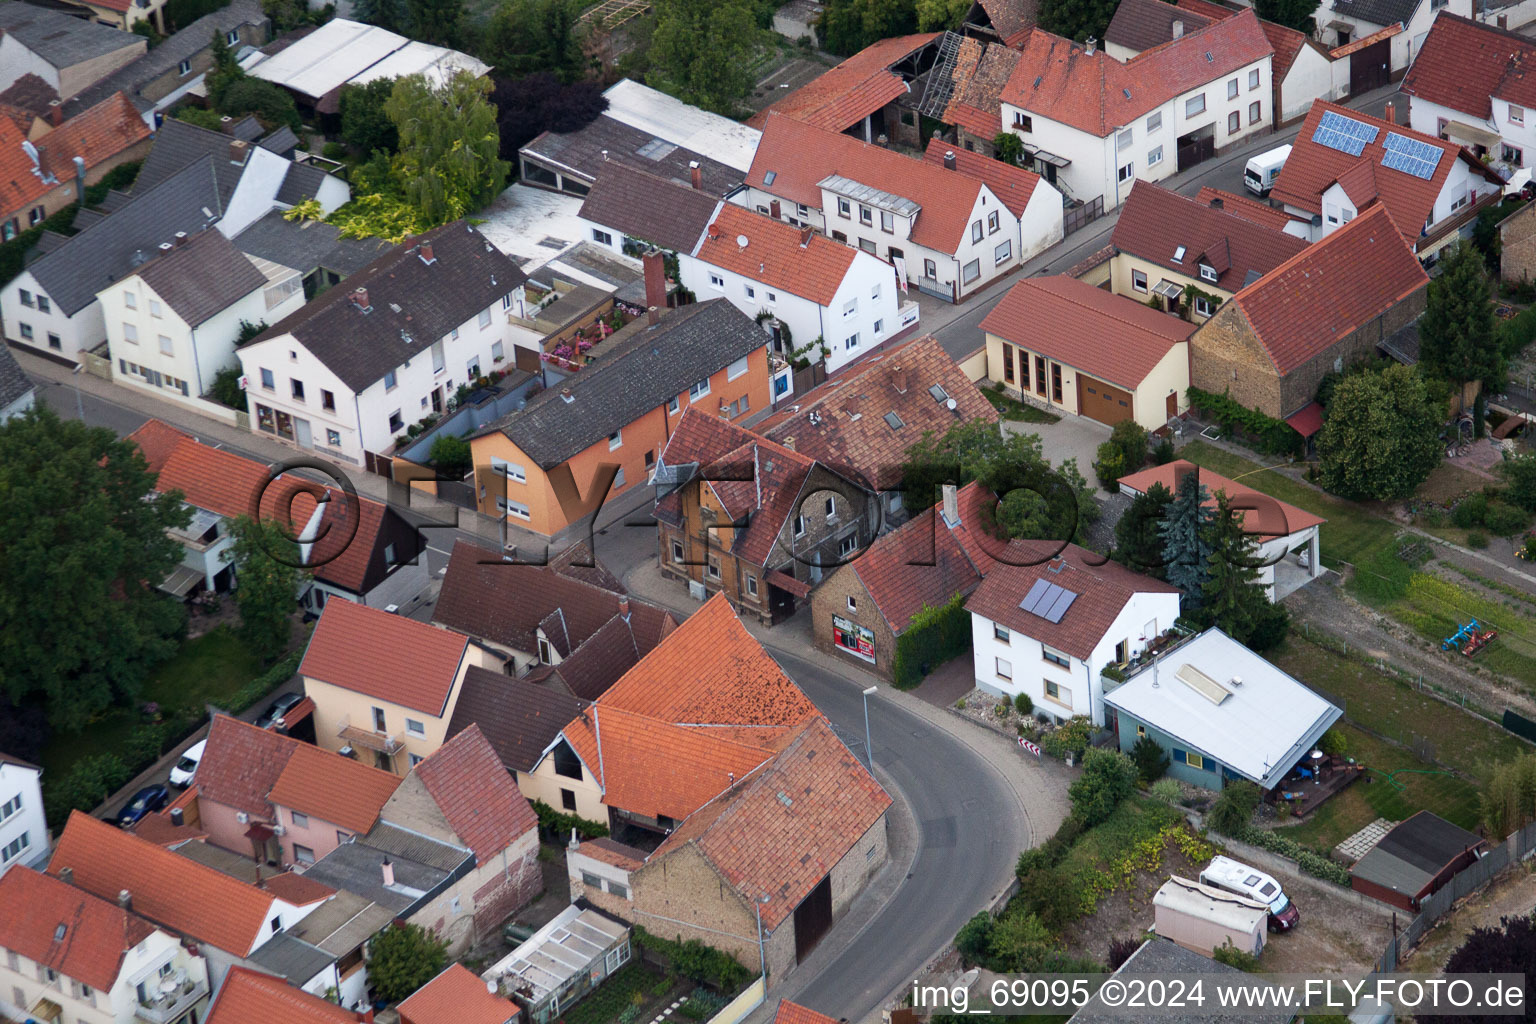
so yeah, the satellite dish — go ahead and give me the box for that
[736,234,749,248]
[946,398,957,410]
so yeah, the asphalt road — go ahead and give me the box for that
[763,649,1027,1021]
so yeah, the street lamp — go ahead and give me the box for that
[862,686,877,769]
[754,893,771,981]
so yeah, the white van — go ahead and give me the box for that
[1243,145,1291,196]
[169,739,206,788]
[1199,855,1300,931]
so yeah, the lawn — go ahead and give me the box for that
[983,383,1060,424]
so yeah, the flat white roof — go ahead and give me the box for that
[1154,876,1268,932]
[248,19,487,100]
[602,79,761,173]
[476,183,591,270]
[347,40,490,88]
[1103,628,1341,789]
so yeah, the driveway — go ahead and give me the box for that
[1005,415,1114,494]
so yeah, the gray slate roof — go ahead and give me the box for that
[257,125,299,155]
[275,161,330,205]
[523,114,744,196]
[245,932,335,984]
[0,3,143,71]
[248,220,528,392]
[234,207,389,277]
[301,837,460,914]
[446,666,587,772]
[480,299,765,468]
[130,118,249,208]
[135,228,266,327]
[227,115,263,141]
[1105,0,1214,52]
[26,155,223,316]
[0,342,35,412]
[1351,810,1486,898]
[578,166,720,253]
[1069,940,1292,1024]
[1330,0,1420,28]
[62,0,268,117]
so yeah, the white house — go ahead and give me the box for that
[0,120,347,365]
[964,542,1182,725]
[739,113,1062,303]
[1317,0,1469,73]
[0,867,212,1024]
[679,203,908,382]
[236,221,534,467]
[999,11,1275,210]
[0,754,47,876]
[99,229,304,410]
[1403,13,1536,176]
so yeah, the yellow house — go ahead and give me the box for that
[300,599,495,774]
[979,275,1194,431]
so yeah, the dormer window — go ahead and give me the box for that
[1199,264,1217,283]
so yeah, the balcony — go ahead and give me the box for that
[337,718,405,755]
[136,977,208,1024]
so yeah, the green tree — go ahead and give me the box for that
[1479,753,1536,837]
[1201,493,1287,650]
[339,79,400,156]
[0,406,189,731]
[367,923,448,1002]
[430,434,472,478]
[648,0,762,115]
[352,0,407,29]
[219,77,302,130]
[1114,481,1171,578]
[1131,735,1169,784]
[483,0,587,82]
[385,72,510,224]
[993,132,1024,167]
[916,0,969,29]
[1206,780,1261,835]
[1253,0,1318,32]
[1067,747,1137,827]
[1316,364,1443,501]
[1037,0,1118,43]
[205,29,242,106]
[223,516,306,662]
[1159,468,1213,604]
[1420,241,1502,414]
[405,0,463,44]
[1504,452,1536,513]
[816,0,917,56]
[210,365,249,412]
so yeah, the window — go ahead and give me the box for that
[499,497,531,520]
[226,27,240,43]
[18,323,31,340]
[614,466,626,487]
[1248,68,1259,90]
[326,429,341,447]
[591,228,613,245]
[609,881,629,899]
[157,335,172,356]
[859,205,872,225]
[1118,162,1134,184]
[1042,643,1069,667]
[987,211,999,234]
[582,871,603,890]
[1249,101,1261,125]
[0,794,19,821]
[47,333,58,350]
[122,290,136,310]
[1185,751,1206,770]
[1185,93,1206,116]
[667,395,679,414]
[994,240,1012,265]
[880,209,894,232]
[858,237,877,254]
[406,718,425,736]
[838,197,851,217]
[149,299,162,318]
[1228,111,1240,134]
[35,294,49,313]
[1014,112,1032,131]
[1513,103,1526,126]
[1131,268,1147,292]
[727,355,748,380]
[839,535,857,556]
[1227,78,1238,100]
[383,370,397,391]
[923,258,937,279]
[290,379,305,401]
[123,322,138,343]
[689,378,710,401]
[971,220,984,243]
[843,297,858,318]
[962,259,981,284]
[1146,111,1162,133]
[478,308,492,329]
[745,574,758,596]
[825,496,837,519]
[0,832,28,864]
[607,428,623,450]
[260,370,274,391]
[1194,296,1214,317]
[1035,354,1047,396]
[708,273,725,289]
[1147,145,1163,166]
[767,291,777,302]
[668,540,686,565]
[992,624,1010,644]
[561,789,577,811]
[291,810,310,827]
[844,332,859,350]
[873,318,885,337]
[1117,129,1132,152]
[178,58,191,75]
[1505,144,1525,165]
[793,514,806,537]
[1051,362,1062,402]
[467,358,480,379]
[388,410,403,433]
[1199,264,1217,283]
[1044,680,1070,704]
[744,284,755,299]
[19,289,34,307]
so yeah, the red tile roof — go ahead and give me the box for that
[0,91,147,220]
[1402,14,1536,119]
[652,717,890,930]
[1194,187,1296,231]
[695,204,858,306]
[774,1001,840,1024]
[758,335,998,490]
[966,541,1179,659]
[746,114,997,252]
[1269,100,1498,239]
[261,871,336,905]
[1328,22,1400,59]
[849,482,998,635]
[1226,204,1427,374]
[412,725,537,865]
[300,599,469,716]
[748,34,939,132]
[1258,19,1312,81]
[1118,459,1325,535]
[196,714,297,820]
[1113,181,1308,293]
[0,867,157,992]
[974,0,1039,45]
[980,275,1194,389]
[267,741,401,834]
[50,812,278,956]
[207,968,360,1024]
[920,139,1046,217]
[944,43,1020,139]
[1001,11,1273,136]
[577,837,647,871]
[127,811,208,847]
[399,964,519,1024]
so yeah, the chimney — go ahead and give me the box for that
[170,807,184,826]
[229,139,249,165]
[1085,36,1097,55]
[799,226,813,248]
[647,305,659,326]
[941,483,959,527]
[1172,19,1183,37]
[770,199,781,219]
[352,287,369,310]
[1209,196,1223,210]
[891,364,908,393]
[381,858,395,887]
[643,248,666,312]
[174,231,189,247]
[73,155,86,202]
[118,889,132,912]
[418,241,435,264]
[157,242,173,254]
[358,1010,374,1024]
[59,867,73,887]
[943,150,957,171]
[689,160,702,191]
[1384,101,1395,125]
[843,395,861,417]
[220,115,234,134]
[1500,13,1509,27]
[47,100,63,127]
[618,596,630,618]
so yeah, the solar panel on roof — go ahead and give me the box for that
[1019,579,1078,621]
[1019,578,1052,615]
[1043,587,1078,623]
[1312,110,1378,157]
[1381,132,1441,180]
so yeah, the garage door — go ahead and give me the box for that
[1078,376,1134,425]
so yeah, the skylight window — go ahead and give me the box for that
[929,384,950,403]
[764,171,777,185]
[1173,245,1186,261]
[884,412,904,429]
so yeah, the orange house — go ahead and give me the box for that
[469,300,771,537]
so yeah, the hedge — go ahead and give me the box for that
[1185,387,1302,458]
[891,592,971,689]
[223,648,304,715]
[632,926,752,992]
[530,798,609,840]
[1497,303,1536,360]
[1224,824,1352,886]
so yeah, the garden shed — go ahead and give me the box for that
[1349,811,1488,911]
[483,905,632,1024]
[1153,876,1267,957]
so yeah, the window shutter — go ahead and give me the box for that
[1171,748,1185,762]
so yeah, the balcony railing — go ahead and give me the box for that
[337,718,405,755]
[136,979,208,1024]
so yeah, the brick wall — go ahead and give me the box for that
[828,814,889,918]
[469,829,544,939]
[1275,284,1425,415]
[809,562,896,680]
[1502,202,1536,284]
[626,845,780,975]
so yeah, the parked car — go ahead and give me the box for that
[255,692,305,729]
[1200,855,1300,931]
[169,739,206,788]
[116,785,169,828]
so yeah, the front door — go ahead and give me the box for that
[294,417,312,449]
[430,387,444,414]
[1166,392,1178,421]
[793,875,834,962]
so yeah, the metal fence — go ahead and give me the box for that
[1064,196,1105,235]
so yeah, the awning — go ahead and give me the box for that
[1153,279,1185,299]
[245,823,275,842]
[1285,401,1325,438]
[30,998,62,1022]
[1326,18,1353,29]
[1445,120,1501,149]
[765,569,811,599]
[158,565,204,598]
[1025,147,1071,168]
